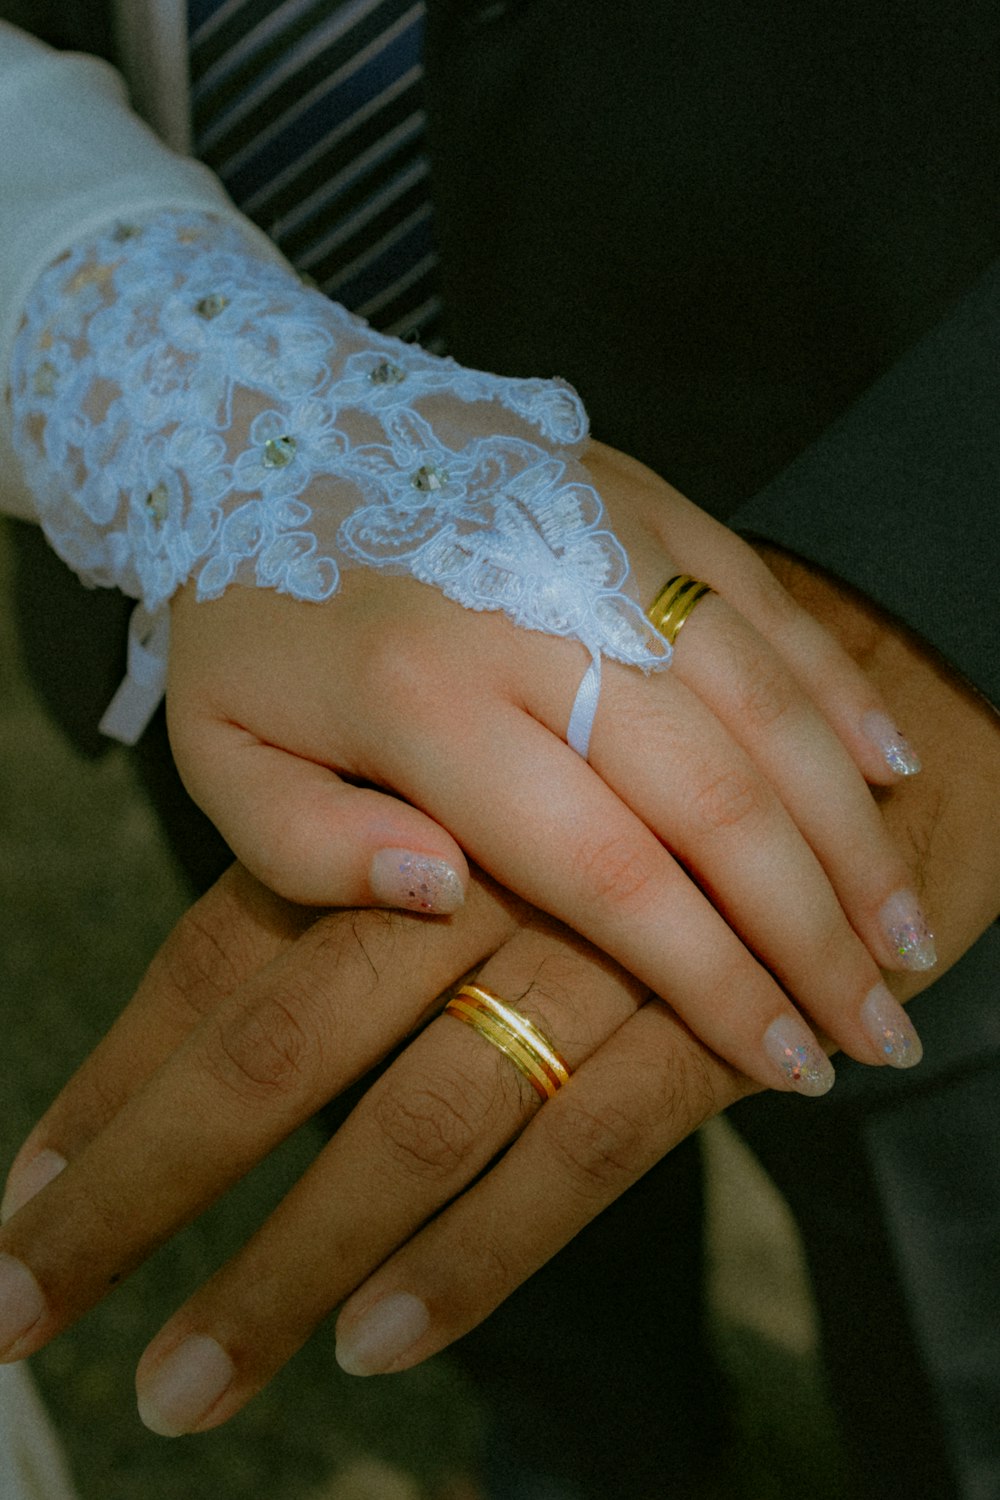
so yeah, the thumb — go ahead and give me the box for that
[172,726,468,913]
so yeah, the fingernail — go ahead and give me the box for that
[370,850,464,915]
[1,1149,68,1225]
[879,890,937,971]
[862,712,921,776]
[137,1335,234,1436]
[0,1252,46,1355]
[336,1292,430,1376]
[860,984,923,1069]
[763,1016,836,1097]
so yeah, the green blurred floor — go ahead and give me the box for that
[0,521,848,1499]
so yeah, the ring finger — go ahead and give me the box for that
[130,924,650,1434]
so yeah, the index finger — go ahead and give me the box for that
[0,873,520,1351]
[2,865,308,1221]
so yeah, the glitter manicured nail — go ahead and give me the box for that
[879,890,937,971]
[369,850,464,914]
[0,1253,46,1355]
[137,1335,234,1436]
[336,1292,430,1376]
[860,984,923,1069]
[862,712,921,776]
[763,1017,836,1097]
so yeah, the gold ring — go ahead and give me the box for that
[444,982,571,1099]
[646,574,714,645]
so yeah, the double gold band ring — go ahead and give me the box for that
[646,574,714,644]
[445,983,571,1100]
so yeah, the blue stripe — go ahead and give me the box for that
[383,292,442,341]
[264,117,424,252]
[219,22,423,196]
[192,0,391,103]
[322,212,434,311]
[194,5,420,148]
[242,65,420,219]
[188,0,228,31]
[189,0,440,340]
[280,149,428,255]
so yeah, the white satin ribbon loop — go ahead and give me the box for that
[97,603,170,745]
[566,652,602,759]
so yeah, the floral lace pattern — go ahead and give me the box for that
[10,212,670,749]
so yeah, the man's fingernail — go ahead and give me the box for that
[879,890,937,971]
[0,1252,46,1356]
[862,712,921,776]
[1,1149,68,1225]
[370,850,464,914]
[763,1016,836,1097]
[860,984,923,1069]
[336,1293,430,1376]
[137,1335,234,1436]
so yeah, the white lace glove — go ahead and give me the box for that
[10,211,668,750]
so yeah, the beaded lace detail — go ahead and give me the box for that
[10,212,669,747]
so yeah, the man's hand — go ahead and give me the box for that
[0,545,995,1436]
[756,543,1000,996]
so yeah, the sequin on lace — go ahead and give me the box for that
[10,212,670,748]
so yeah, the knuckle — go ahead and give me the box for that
[607,680,689,764]
[655,1039,723,1127]
[641,1030,755,1134]
[456,1226,516,1309]
[536,1091,645,1198]
[476,1236,516,1303]
[750,566,802,633]
[360,620,443,712]
[373,1070,490,1180]
[692,768,766,835]
[57,1177,136,1287]
[203,993,316,1104]
[306,908,397,988]
[811,913,851,978]
[74,1061,130,1129]
[152,904,249,1024]
[737,656,796,730]
[573,833,658,912]
[304,906,440,1003]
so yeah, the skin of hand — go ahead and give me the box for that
[166,441,935,1093]
[0,548,997,1440]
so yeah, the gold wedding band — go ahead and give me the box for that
[646,574,714,645]
[444,983,571,1100]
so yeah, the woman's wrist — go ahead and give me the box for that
[12,211,666,752]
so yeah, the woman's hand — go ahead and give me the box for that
[168,441,932,1090]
